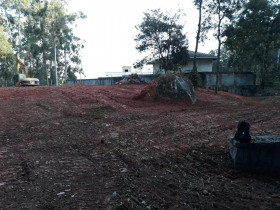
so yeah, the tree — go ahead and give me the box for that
[190,0,210,88]
[0,54,15,87]
[204,0,244,93]
[188,67,201,89]
[193,0,203,71]
[210,47,235,72]
[134,9,189,73]
[0,26,12,58]
[0,26,13,86]
[224,0,280,88]
[0,0,86,86]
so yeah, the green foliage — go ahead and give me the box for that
[0,26,12,58]
[203,0,246,93]
[224,0,280,88]
[210,47,236,72]
[0,26,13,86]
[134,9,189,73]
[67,66,78,81]
[0,54,16,87]
[0,0,86,86]
[189,66,202,89]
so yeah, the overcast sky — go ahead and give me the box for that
[67,0,217,79]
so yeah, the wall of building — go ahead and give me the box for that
[122,66,132,73]
[182,59,214,73]
[200,72,256,96]
[202,72,255,87]
[153,59,214,74]
[66,74,156,86]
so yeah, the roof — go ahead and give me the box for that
[150,51,217,64]
[188,51,217,59]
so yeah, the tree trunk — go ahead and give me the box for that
[64,48,67,84]
[36,58,39,78]
[50,60,53,86]
[260,46,270,89]
[193,0,202,71]
[43,51,49,86]
[216,41,221,94]
[215,1,222,94]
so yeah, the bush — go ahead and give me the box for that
[188,67,201,89]
[134,72,197,104]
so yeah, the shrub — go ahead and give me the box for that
[189,67,201,89]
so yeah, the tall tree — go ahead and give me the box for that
[224,0,280,88]
[0,26,13,86]
[0,26,12,58]
[193,0,203,71]
[210,47,235,72]
[0,0,31,52]
[0,0,85,86]
[134,9,188,73]
[204,0,244,93]
[190,0,210,89]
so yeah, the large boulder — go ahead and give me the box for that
[134,73,197,104]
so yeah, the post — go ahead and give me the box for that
[64,48,67,84]
[54,41,58,86]
[277,49,280,66]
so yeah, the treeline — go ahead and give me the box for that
[134,0,280,90]
[1,0,279,89]
[203,0,280,89]
[0,0,85,86]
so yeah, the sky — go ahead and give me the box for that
[67,0,218,79]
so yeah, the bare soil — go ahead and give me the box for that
[0,84,280,209]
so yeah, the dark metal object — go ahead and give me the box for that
[234,120,251,143]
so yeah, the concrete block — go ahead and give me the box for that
[273,151,280,167]
[229,136,280,171]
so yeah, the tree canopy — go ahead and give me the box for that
[0,26,13,86]
[202,0,245,93]
[134,9,188,73]
[224,0,280,88]
[0,0,86,86]
[0,26,12,58]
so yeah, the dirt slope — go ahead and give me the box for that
[0,84,280,209]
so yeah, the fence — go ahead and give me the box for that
[67,72,257,96]
[66,74,157,86]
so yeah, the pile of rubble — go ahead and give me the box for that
[134,73,197,104]
[116,74,147,85]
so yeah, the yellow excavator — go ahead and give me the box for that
[14,55,39,86]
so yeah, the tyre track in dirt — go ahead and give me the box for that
[1,85,280,209]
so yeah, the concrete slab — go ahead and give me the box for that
[229,136,280,171]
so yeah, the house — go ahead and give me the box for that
[105,66,132,77]
[152,51,217,74]
[105,66,153,77]
[122,66,132,73]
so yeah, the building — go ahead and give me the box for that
[152,51,217,74]
[105,66,132,77]
[105,66,153,77]
[122,66,132,73]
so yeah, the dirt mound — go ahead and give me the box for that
[134,73,197,104]
[116,74,146,85]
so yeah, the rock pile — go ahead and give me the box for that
[134,73,197,104]
[116,74,146,85]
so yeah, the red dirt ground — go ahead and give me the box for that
[0,84,280,209]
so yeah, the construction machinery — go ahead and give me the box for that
[14,55,39,86]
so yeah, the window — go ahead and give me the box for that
[125,69,128,72]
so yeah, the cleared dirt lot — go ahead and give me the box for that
[0,84,280,209]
